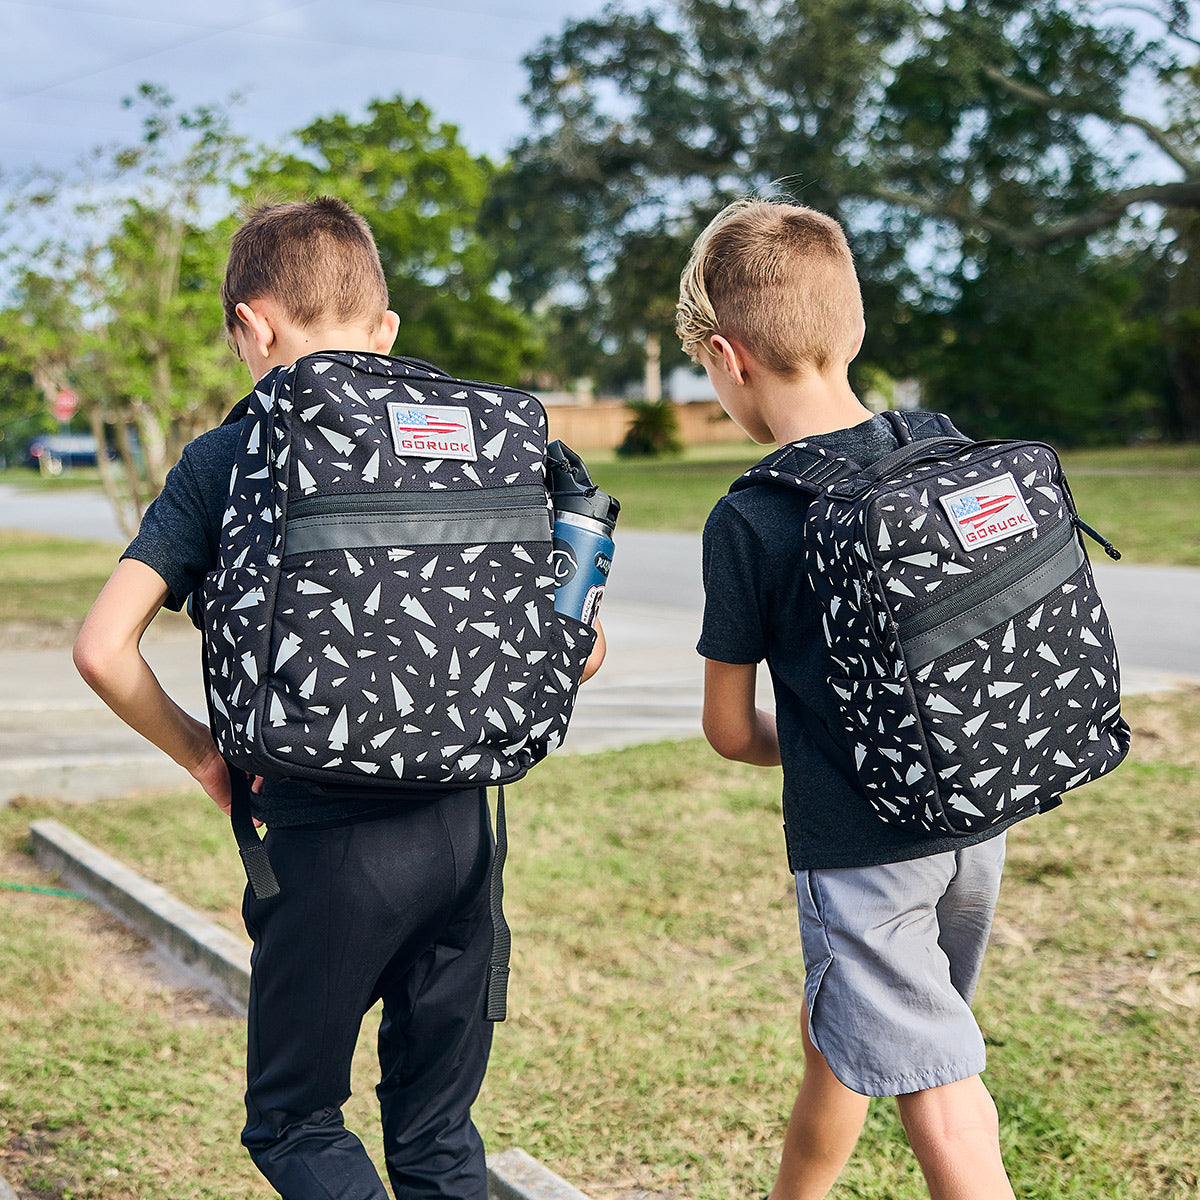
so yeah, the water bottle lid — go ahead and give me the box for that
[547,439,620,529]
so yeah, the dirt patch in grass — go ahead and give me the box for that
[1126,684,1200,767]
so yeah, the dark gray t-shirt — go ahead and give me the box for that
[697,413,1022,871]
[122,414,417,827]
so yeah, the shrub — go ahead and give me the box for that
[616,399,683,458]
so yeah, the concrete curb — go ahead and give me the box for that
[25,820,593,1200]
[29,818,251,1013]
[0,1151,592,1200]
[488,1148,593,1200]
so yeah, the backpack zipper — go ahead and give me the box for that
[284,486,552,557]
[897,517,1076,644]
[289,485,549,520]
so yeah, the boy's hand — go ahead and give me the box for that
[192,743,233,815]
[581,619,607,682]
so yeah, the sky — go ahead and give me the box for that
[0,0,613,177]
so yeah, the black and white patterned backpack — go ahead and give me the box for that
[201,350,595,791]
[730,410,1130,837]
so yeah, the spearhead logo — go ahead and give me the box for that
[939,471,1037,550]
[387,402,477,461]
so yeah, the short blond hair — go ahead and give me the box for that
[676,199,864,375]
[222,197,389,340]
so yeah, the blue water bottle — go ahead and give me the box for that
[546,440,620,627]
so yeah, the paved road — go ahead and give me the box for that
[1,483,1196,803]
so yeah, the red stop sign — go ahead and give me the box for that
[52,388,78,421]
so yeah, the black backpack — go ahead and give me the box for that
[202,351,595,789]
[198,351,599,1018]
[730,410,1130,836]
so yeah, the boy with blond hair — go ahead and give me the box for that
[76,197,602,1200]
[678,199,1018,1200]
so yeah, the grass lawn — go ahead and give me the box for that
[0,466,106,492]
[0,531,122,639]
[1,689,1198,1199]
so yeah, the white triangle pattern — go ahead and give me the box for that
[202,352,596,787]
[753,431,1129,835]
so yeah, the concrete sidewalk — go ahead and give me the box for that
[0,594,716,804]
[1,566,1195,804]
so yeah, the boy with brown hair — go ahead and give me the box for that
[75,196,602,1199]
[677,198,1018,1200]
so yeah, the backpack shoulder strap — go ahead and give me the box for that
[215,365,292,427]
[727,440,862,498]
[884,408,966,444]
[729,410,970,499]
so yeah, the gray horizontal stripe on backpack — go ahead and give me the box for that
[903,534,1087,671]
[284,509,551,556]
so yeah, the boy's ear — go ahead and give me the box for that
[234,301,275,361]
[373,310,400,354]
[849,320,866,364]
[709,334,748,385]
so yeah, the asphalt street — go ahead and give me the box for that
[1,481,1196,804]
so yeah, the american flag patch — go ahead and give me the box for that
[386,402,477,461]
[939,471,1036,550]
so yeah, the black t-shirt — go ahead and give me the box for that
[697,413,1021,870]
[122,416,422,827]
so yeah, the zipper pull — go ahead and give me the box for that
[1073,515,1121,561]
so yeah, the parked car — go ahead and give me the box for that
[22,433,104,473]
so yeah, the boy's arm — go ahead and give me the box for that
[73,559,232,813]
[702,658,781,766]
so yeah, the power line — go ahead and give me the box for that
[0,0,558,107]
[0,1,323,105]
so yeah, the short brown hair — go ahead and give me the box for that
[676,199,864,375]
[221,197,389,338]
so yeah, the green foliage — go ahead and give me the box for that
[247,96,541,384]
[919,243,1172,445]
[616,398,684,458]
[490,0,915,385]
[499,0,1199,438]
[0,85,249,536]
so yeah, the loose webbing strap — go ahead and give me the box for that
[229,767,280,901]
[485,784,511,1022]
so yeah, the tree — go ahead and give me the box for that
[0,85,247,535]
[495,0,1199,439]
[246,97,541,384]
[488,0,916,388]
[874,0,1200,436]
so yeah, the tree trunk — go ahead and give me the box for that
[88,406,140,540]
[114,418,147,531]
[643,331,662,403]
[133,400,169,494]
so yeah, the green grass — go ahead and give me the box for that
[0,530,122,629]
[589,450,761,532]
[0,465,107,492]
[2,689,1198,1198]
[1059,471,1200,566]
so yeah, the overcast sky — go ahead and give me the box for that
[1,0,612,177]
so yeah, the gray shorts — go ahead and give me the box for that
[795,835,1006,1097]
